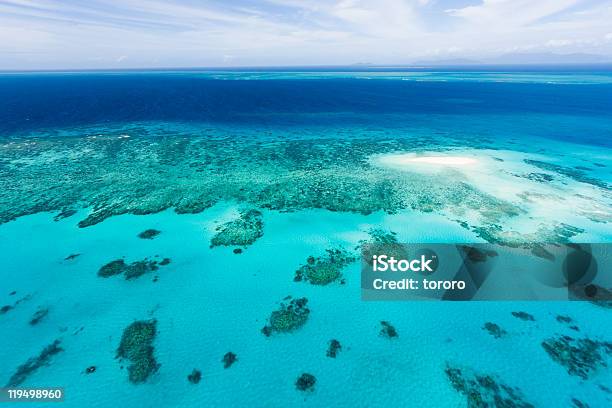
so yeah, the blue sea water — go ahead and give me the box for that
[0,67,611,407]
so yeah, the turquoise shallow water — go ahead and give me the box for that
[0,70,611,407]
[0,207,611,407]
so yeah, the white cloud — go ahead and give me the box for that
[1,0,611,69]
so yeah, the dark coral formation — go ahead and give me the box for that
[294,248,355,285]
[98,259,128,277]
[379,321,398,339]
[367,228,399,244]
[6,340,63,386]
[1,294,31,317]
[262,297,310,336]
[445,363,534,408]
[138,229,161,239]
[521,172,554,183]
[525,159,609,190]
[85,366,96,374]
[326,339,342,358]
[124,261,161,280]
[295,373,316,392]
[460,245,498,262]
[29,307,49,325]
[116,320,160,384]
[53,207,77,221]
[222,352,237,369]
[511,311,535,321]
[64,253,80,261]
[556,315,573,324]
[571,398,590,408]
[483,322,507,339]
[210,209,264,248]
[98,258,169,280]
[187,369,202,384]
[541,335,612,379]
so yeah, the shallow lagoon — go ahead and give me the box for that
[1,71,611,407]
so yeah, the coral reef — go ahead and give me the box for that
[295,373,316,392]
[210,209,264,248]
[460,245,498,263]
[511,311,535,322]
[6,340,63,386]
[326,339,342,358]
[0,294,31,317]
[525,159,609,189]
[116,320,159,384]
[98,260,128,278]
[367,228,399,244]
[556,315,573,324]
[294,248,355,285]
[138,229,161,239]
[2,128,602,252]
[444,363,534,408]
[571,397,590,408]
[98,258,169,280]
[379,321,398,339]
[483,322,507,339]
[187,369,201,384]
[29,307,49,325]
[222,352,237,369]
[262,297,309,336]
[541,335,612,379]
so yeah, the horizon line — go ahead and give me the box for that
[3,62,612,74]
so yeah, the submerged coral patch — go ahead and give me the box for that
[29,307,49,325]
[98,259,127,278]
[210,209,264,248]
[222,352,237,369]
[541,335,612,379]
[295,373,316,392]
[98,258,168,280]
[187,369,202,384]
[444,363,534,408]
[138,229,161,239]
[294,248,355,285]
[0,294,31,317]
[460,245,498,263]
[116,319,160,384]
[483,322,507,339]
[6,340,63,386]
[379,321,398,339]
[511,311,535,322]
[262,297,310,336]
[525,159,609,190]
[326,339,342,358]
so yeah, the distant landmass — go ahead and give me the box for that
[410,52,612,66]
[412,58,482,66]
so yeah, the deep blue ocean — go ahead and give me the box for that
[1,67,612,145]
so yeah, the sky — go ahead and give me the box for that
[1,0,612,69]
